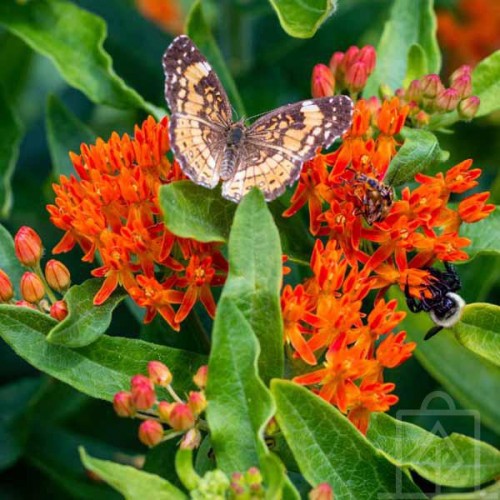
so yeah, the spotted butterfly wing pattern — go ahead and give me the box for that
[163,35,353,203]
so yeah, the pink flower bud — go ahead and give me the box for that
[168,403,195,431]
[451,74,472,98]
[420,74,444,98]
[130,374,156,410]
[309,483,334,500]
[342,46,360,72]
[147,361,172,386]
[113,391,136,417]
[329,51,344,75]
[436,88,460,111]
[16,300,36,309]
[180,428,202,450]
[50,300,69,321]
[458,96,480,120]
[15,226,43,267]
[415,110,430,126]
[45,259,71,292]
[345,62,368,93]
[245,467,263,489]
[357,45,376,74]
[311,64,335,98]
[20,272,45,303]
[187,391,207,415]
[158,401,174,422]
[193,365,208,389]
[138,419,164,447]
[407,79,422,102]
[449,64,472,85]
[0,269,14,302]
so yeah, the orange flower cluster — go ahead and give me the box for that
[282,56,494,431]
[437,0,500,71]
[47,117,227,330]
[135,0,184,35]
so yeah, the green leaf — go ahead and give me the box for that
[368,412,500,487]
[0,305,206,401]
[47,279,126,348]
[0,377,42,471]
[268,0,338,39]
[365,0,441,97]
[186,0,245,118]
[460,206,500,260]
[451,303,500,367]
[385,128,442,185]
[80,449,187,500]
[271,380,424,498]
[206,298,274,473]
[46,95,95,178]
[392,289,500,435]
[220,189,284,383]
[472,50,500,118]
[159,182,236,243]
[0,0,158,114]
[0,223,24,296]
[434,481,500,499]
[403,44,428,88]
[0,88,22,217]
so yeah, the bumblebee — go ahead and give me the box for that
[405,262,465,340]
[353,174,394,225]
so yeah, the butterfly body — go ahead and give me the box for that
[163,35,353,203]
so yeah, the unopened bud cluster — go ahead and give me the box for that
[312,45,376,98]
[0,226,70,320]
[395,65,480,124]
[229,467,265,499]
[113,362,208,449]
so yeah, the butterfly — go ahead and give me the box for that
[163,35,353,203]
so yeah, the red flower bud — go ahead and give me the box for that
[451,74,472,98]
[345,62,368,93]
[147,361,172,386]
[14,226,43,267]
[45,259,71,292]
[309,483,334,500]
[357,45,376,74]
[436,88,460,111]
[20,272,45,303]
[168,403,195,431]
[138,419,164,447]
[193,365,208,389]
[458,96,480,120]
[420,74,444,98]
[15,300,36,309]
[342,46,360,72]
[158,401,174,422]
[329,51,344,75]
[130,374,156,410]
[311,64,335,98]
[180,428,202,450]
[0,269,14,302]
[187,391,207,415]
[50,300,69,321]
[113,391,136,417]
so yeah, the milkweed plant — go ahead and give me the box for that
[0,0,499,498]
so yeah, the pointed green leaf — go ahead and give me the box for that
[386,128,442,186]
[392,289,500,435]
[403,44,428,87]
[0,88,22,217]
[0,305,206,401]
[434,481,500,499]
[272,380,424,498]
[159,182,236,243]
[365,0,441,96]
[47,279,126,348]
[0,0,158,114]
[220,189,284,383]
[460,206,500,260]
[186,0,245,117]
[80,449,187,500]
[0,223,24,296]
[451,303,500,367]
[206,298,274,473]
[46,95,95,177]
[268,0,338,39]
[472,50,500,117]
[368,412,500,487]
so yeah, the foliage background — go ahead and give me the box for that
[0,0,499,497]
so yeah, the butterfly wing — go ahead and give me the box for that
[222,95,353,202]
[163,35,231,188]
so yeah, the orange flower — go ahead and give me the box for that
[135,0,184,35]
[458,192,495,223]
